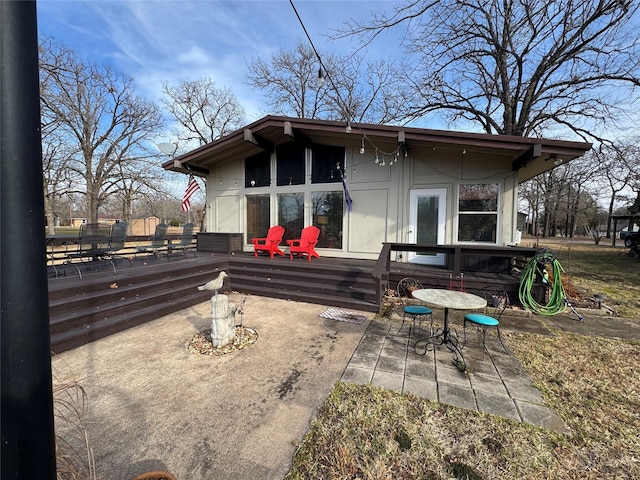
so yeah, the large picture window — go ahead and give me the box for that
[458,183,499,243]
[246,194,270,241]
[312,191,343,249]
[277,193,304,241]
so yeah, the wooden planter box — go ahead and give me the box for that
[197,233,243,254]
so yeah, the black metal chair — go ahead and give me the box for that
[397,278,433,338]
[102,222,132,272]
[64,223,112,279]
[166,223,197,259]
[135,223,168,259]
[462,286,509,355]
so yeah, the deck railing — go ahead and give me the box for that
[371,243,540,311]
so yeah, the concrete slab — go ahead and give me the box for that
[403,376,438,401]
[515,400,571,435]
[348,351,379,369]
[52,294,370,480]
[376,355,406,374]
[475,390,520,422]
[469,372,509,396]
[436,364,472,388]
[371,370,404,392]
[503,379,545,403]
[404,357,436,379]
[438,383,477,411]
[341,365,373,384]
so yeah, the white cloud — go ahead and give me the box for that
[37,0,399,123]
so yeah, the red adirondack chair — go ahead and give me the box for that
[251,225,285,258]
[287,226,321,261]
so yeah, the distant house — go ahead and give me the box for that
[163,115,591,263]
[70,214,120,228]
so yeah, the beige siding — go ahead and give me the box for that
[348,189,389,253]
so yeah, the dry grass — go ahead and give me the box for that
[53,369,96,480]
[286,239,640,479]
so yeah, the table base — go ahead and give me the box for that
[413,307,466,372]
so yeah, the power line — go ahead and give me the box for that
[288,0,351,123]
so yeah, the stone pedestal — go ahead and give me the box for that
[210,294,237,347]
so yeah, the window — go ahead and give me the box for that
[276,143,305,186]
[458,183,499,243]
[246,194,270,241]
[245,151,271,188]
[311,144,343,184]
[277,193,304,241]
[312,191,343,249]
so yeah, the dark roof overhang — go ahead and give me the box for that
[163,115,592,182]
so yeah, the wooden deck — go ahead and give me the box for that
[47,249,533,353]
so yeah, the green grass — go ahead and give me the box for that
[48,226,80,236]
[285,239,640,479]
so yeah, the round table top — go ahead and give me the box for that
[411,289,487,310]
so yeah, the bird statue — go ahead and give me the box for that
[197,271,228,295]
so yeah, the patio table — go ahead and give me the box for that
[411,289,486,371]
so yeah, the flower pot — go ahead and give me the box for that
[130,471,177,480]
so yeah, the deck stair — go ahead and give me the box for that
[227,255,379,312]
[48,253,379,353]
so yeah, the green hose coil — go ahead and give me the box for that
[518,249,567,315]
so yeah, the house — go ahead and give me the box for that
[163,116,591,264]
[70,214,120,227]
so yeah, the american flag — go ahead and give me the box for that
[182,176,200,211]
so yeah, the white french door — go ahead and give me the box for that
[408,188,446,265]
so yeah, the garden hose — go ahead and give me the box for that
[518,248,568,316]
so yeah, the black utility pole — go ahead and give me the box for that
[1,1,57,478]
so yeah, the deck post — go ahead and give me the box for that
[1,2,57,477]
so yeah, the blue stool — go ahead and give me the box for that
[463,287,509,355]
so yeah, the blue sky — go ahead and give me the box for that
[37,0,400,123]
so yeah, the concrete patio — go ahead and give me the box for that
[342,314,570,433]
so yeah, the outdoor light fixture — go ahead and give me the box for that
[317,67,325,87]
[360,137,365,154]
[345,121,352,133]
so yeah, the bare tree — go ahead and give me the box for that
[592,140,640,234]
[336,0,640,140]
[245,41,402,123]
[246,42,338,119]
[40,123,79,234]
[162,77,246,146]
[39,38,165,224]
[110,156,176,224]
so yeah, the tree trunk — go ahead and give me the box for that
[43,184,56,235]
